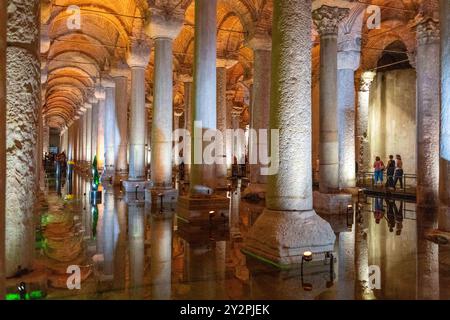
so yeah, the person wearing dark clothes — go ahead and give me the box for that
[385,199,396,233]
[385,155,395,188]
[393,155,404,189]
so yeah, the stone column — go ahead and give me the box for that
[337,35,360,189]
[147,9,183,201]
[415,17,440,208]
[191,0,217,191]
[123,39,152,192]
[244,0,335,266]
[177,0,230,222]
[95,86,106,171]
[103,77,116,181]
[42,122,50,155]
[313,5,349,193]
[90,97,99,163]
[84,103,92,164]
[356,71,376,173]
[231,110,244,164]
[441,0,450,161]
[111,66,129,183]
[181,76,193,176]
[246,35,272,197]
[0,0,6,298]
[5,0,41,277]
[173,109,183,166]
[216,61,231,187]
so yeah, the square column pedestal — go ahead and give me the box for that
[313,191,353,215]
[242,209,336,268]
[122,180,153,194]
[146,188,179,206]
[177,194,230,223]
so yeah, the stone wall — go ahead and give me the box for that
[368,69,417,177]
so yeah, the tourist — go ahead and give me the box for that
[385,155,396,188]
[393,155,404,189]
[373,156,385,186]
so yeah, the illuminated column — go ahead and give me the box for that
[111,65,129,182]
[216,59,236,186]
[180,75,193,175]
[356,72,376,173]
[337,34,360,189]
[95,85,106,171]
[103,77,117,181]
[123,39,152,192]
[90,97,99,162]
[42,123,50,155]
[5,0,41,276]
[247,35,271,196]
[313,5,349,193]
[84,103,92,164]
[150,216,172,299]
[231,110,244,164]
[148,9,183,197]
[102,187,118,279]
[0,0,5,298]
[225,91,234,170]
[415,17,440,208]
[190,0,218,191]
[173,109,183,166]
[244,0,336,266]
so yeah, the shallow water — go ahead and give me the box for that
[37,171,450,300]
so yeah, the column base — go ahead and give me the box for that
[242,209,336,268]
[146,187,179,205]
[242,183,267,200]
[339,187,360,196]
[114,171,128,186]
[122,180,153,193]
[176,194,230,223]
[313,191,353,215]
[124,191,146,205]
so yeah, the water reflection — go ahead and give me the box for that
[40,173,450,300]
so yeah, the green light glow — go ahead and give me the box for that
[5,290,44,300]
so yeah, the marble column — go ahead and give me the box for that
[441,0,450,161]
[416,17,440,208]
[181,76,193,175]
[123,39,152,192]
[148,10,183,199]
[313,5,349,193]
[231,111,244,164]
[246,35,271,196]
[84,103,92,164]
[356,71,376,173]
[191,0,217,191]
[244,0,336,266]
[216,62,229,186]
[5,0,41,277]
[90,97,99,164]
[0,0,6,298]
[42,123,50,155]
[103,77,116,181]
[337,36,360,189]
[95,86,106,171]
[111,66,129,183]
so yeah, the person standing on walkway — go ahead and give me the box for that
[373,156,385,186]
[385,155,395,189]
[393,155,404,190]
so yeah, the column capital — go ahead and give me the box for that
[127,38,152,69]
[414,16,440,46]
[84,102,92,109]
[247,34,272,51]
[358,71,376,92]
[101,75,116,88]
[313,5,349,36]
[110,59,130,78]
[216,58,238,69]
[88,96,98,104]
[145,7,184,40]
[174,109,184,117]
[94,84,106,100]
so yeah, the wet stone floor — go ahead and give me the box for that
[30,170,450,300]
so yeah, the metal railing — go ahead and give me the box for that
[357,171,416,193]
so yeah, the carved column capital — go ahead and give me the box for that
[415,17,440,46]
[127,38,152,69]
[145,7,184,40]
[247,34,272,51]
[313,5,349,36]
[358,71,376,92]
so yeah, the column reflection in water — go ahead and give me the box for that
[230,180,242,239]
[354,209,374,299]
[128,200,145,298]
[102,187,119,279]
[150,215,173,299]
[113,194,127,292]
[416,207,439,299]
[336,230,355,299]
